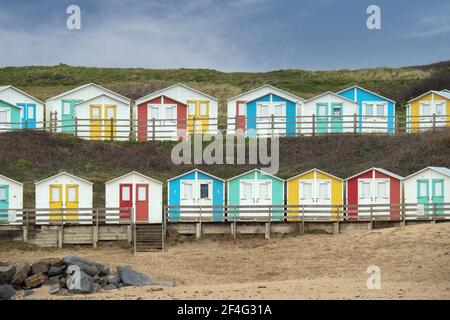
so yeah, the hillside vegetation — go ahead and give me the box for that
[0,61,449,119]
[0,130,449,207]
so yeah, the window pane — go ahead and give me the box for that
[199,103,208,116]
[259,105,269,117]
[238,103,246,116]
[301,183,312,199]
[434,182,443,197]
[243,183,253,199]
[183,183,193,199]
[376,104,385,116]
[27,107,34,119]
[52,188,60,201]
[0,111,7,123]
[274,105,283,117]
[318,105,327,116]
[200,184,209,199]
[421,103,431,116]
[333,106,342,117]
[365,104,373,116]
[259,183,269,199]
[188,103,196,115]
[92,108,100,119]
[376,182,387,198]
[138,186,147,201]
[121,186,131,201]
[67,187,77,202]
[106,107,115,119]
[361,182,371,198]
[63,103,71,115]
[419,182,427,197]
[436,103,445,116]
[150,107,159,119]
[0,188,6,201]
[318,182,329,199]
[166,107,175,119]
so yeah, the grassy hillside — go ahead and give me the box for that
[1,61,449,119]
[0,130,449,208]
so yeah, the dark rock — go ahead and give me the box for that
[59,277,67,289]
[103,284,117,291]
[0,265,16,285]
[66,271,95,294]
[93,283,102,293]
[25,273,47,289]
[97,265,110,277]
[49,283,61,295]
[118,266,151,287]
[63,256,99,276]
[0,284,16,300]
[106,272,121,286]
[11,263,31,287]
[44,276,60,286]
[92,275,107,287]
[39,258,65,268]
[47,265,66,277]
[23,289,34,297]
[30,262,49,275]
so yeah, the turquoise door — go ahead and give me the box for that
[432,179,445,215]
[417,180,430,214]
[61,100,81,132]
[316,103,328,134]
[331,103,343,133]
[0,185,9,222]
[18,103,36,129]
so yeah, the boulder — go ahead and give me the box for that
[30,262,49,275]
[66,271,95,294]
[106,272,121,286]
[24,273,47,289]
[97,265,110,277]
[92,275,107,287]
[47,265,66,277]
[63,256,99,276]
[103,284,117,291]
[0,265,16,285]
[23,289,34,297]
[0,284,16,300]
[39,258,64,268]
[59,277,67,289]
[44,276,60,286]
[49,283,61,295]
[117,266,151,287]
[11,263,31,287]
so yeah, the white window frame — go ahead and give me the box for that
[300,181,313,200]
[237,103,247,116]
[420,101,432,117]
[240,180,254,200]
[181,181,195,200]
[375,179,390,199]
[198,181,212,200]
[359,179,372,199]
[188,102,196,116]
[0,109,11,128]
[137,186,147,201]
[434,101,446,116]
[316,180,331,200]
[121,186,131,201]
[258,181,272,200]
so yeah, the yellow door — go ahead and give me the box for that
[49,184,63,221]
[187,100,209,134]
[104,105,117,140]
[90,104,102,140]
[65,184,79,221]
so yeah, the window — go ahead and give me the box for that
[301,183,312,200]
[166,106,175,119]
[333,106,342,117]
[0,110,7,123]
[259,104,269,117]
[137,186,147,201]
[259,183,270,200]
[27,106,35,119]
[51,188,61,201]
[376,181,388,198]
[318,182,329,199]
[420,102,431,116]
[188,103,196,116]
[418,181,428,197]
[376,104,385,117]
[364,104,374,116]
[238,103,246,116]
[106,107,115,119]
[317,104,327,116]
[0,188,6,202]
[436,103,445,116]
[274,104,284,117]
[200,183,209,199]
[360,182,371,198]
[199,103,208,116]
[433,181,443,197]
[92,107,100,119]
[242,182,253,199]
[63,102,71,115]
[182,183,193,199]
[121,186,131,201]
[150,106,159,119]
[67,187,77,202]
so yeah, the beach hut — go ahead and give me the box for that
[0,86,45,129]
[406,90,450,132]
[35,172,93,224]
[227,169,285,220]
[74,93,131,141]
[337,85,396,134]
[345,168,403,220]
[0,99,22,132]
[45,83,131,135]
[105,172,163,223]
[226,84,304,137]
[286,169,343,219]
[403,167,450,216]
[299,92,359,135]
[134,83,219,140]
[167,169,225,221]
[0,174,23,223]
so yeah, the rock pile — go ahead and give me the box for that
[0,257,174,300]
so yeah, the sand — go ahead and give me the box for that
[1,222,450,300]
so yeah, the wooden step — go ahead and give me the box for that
[134,223,163,252]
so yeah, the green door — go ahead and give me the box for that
[0,185,9,222]
[316,103,329,134]
[61,100,82,133]
[417,180,430,215]
[331,103,343,133]
[432,179,445,215]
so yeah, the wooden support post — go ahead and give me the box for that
[195,223,202,239]
[401,184,406,226]
[57,227,63,249]
[152,118,156,142]
[301,205,305,234]
[353,113,357,135]
[126,225,132,244]
[333,222,339,236]
[74,117,78,137]
[312,114,316,137]
[432,203,437,224]
[93,208,99,249]
[265,223,270,239]
[271,114,274,138]
[368,205,373,230]
[110,117,114,142]
[22,226,28,242]
[432,113,436,132]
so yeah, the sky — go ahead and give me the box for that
[0,0,449,71]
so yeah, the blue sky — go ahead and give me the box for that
[0,0,449,71]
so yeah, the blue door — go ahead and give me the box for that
[18,104,36,129]
[0,185,9,222]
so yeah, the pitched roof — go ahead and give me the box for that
[403,167,450,180]
[407,90,450,103]
[345,167,403,181]
[0,174,23,186]
[287,168,343,182]
[35,172,93,185]
[0,99,22,109]
[0,85,45,105]
[337,85,395,103]
[74,93,129,106]
[302,91,358,105]
[167,168,224,182]
[227,168,284,182]
[135,83,218,105]
[46,83,130,103]
[227,84,305,103]
[105,171,163,185]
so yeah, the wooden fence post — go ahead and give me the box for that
[265,207,272,239]
[110,118,114,141]
[368,205,373,230]
[93,208,99,249]
[395,114,399,134]
[432,113,436,132]
[74,117,78,137]
[353,113,357,135]
[312,114,316,137]
[196,206,202,239]
[152,118,156,142]
[271,114,275,138]
[54,112,58,133]
[432,203,437,224]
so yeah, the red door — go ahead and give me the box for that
[236,101,246,133]
[119,184,133,220]
[135,184,149,222]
